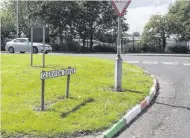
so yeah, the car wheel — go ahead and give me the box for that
[8,47,14,53]
[33,47,38,54]
[45,52,48,54]
[20,51,25,53]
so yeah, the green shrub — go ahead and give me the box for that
[93,44,116,53]
[66,40,80,52]
[51,44,66,51]
[168,46,188,53]
[79,47,91,53]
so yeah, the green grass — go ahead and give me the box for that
[1,54,153,137]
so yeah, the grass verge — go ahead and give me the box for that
[1,54,152,137]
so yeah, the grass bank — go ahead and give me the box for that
[1,54,152,137]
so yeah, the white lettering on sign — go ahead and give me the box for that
[40,68,76,80]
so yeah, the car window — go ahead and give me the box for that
[14,39,28,43]
[14,39,20,43]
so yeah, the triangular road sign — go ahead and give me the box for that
[112,0,131,17]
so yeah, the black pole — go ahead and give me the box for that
[41,75,45,111]
[66,67,71,98]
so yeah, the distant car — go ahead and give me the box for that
[5,38,52,54]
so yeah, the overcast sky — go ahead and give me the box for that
[126,0,176,34]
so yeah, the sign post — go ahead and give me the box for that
[66,71,71,98]
[41,71,45,111]
[29,17,49,67]
[112,0,131,92]
[40,67,76,111]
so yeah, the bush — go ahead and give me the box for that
[79,47,91,53]
[168,46,188,53]
[66,41,80,52]
[93,44,116,53]
[51,44,66,51]
[51,41,81,52]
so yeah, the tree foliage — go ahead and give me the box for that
[132,32,140,37]
[167,0,190,41]
[140,15,168,52]
[1,3,16,38]
[140,0,190,52]
[1,1,129,52]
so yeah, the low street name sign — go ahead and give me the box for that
[40,67,76,111]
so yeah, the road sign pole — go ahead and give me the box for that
[31,27,33,66]
[117,16,122,57]
[41,73,45,111]
[66,67,71,98]
[114,16,122,92]
[66,75,70,99]
[42,24,45,68]
[112,0,131,92]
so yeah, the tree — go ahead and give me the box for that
[0,3,16,39]
[140,14,169,52]
[140,1,190,52]
[74,1,129,52]
[1,1,42,38]
[132,32,140,37]
[167,0,190,41]
[164,13,183,42]
[84,1,103,51]
[73,1,89,50]
[94,1,129,48]
[31,1,79,50]
[1,1,129,52]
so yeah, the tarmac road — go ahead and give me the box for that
[117,56,190,138]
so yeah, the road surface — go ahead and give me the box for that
[116,55,190,138]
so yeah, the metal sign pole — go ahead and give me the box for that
[41,72,45,111]
[66,75,70,99]
[66,67,71,98]
[30,27,33,66]
[114,16,122,92]
[112,0,131,92]
[42,24,45,68]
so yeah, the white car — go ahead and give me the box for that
[5,38,52,54]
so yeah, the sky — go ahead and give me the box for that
[0,0,176,35]
[126,0,176,34]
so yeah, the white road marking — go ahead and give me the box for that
[142,61,158,64]
[161,62,179,65]
[184,63,190,66]
[127,61,190,66]
[127,61,139,64]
